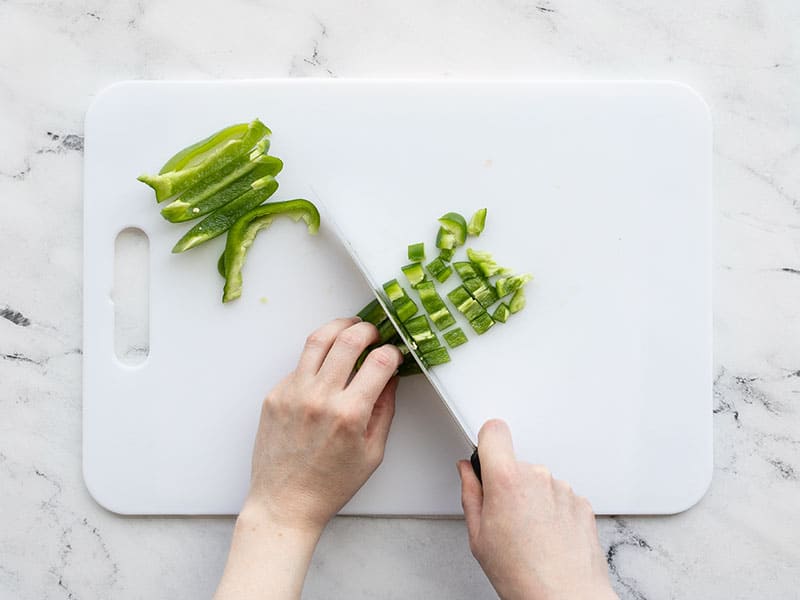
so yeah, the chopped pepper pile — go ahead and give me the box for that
[355,207,534,376]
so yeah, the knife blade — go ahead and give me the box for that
[313,192,482,482]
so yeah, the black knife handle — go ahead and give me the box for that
[470,447,482,484]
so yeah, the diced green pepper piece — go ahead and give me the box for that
[453,261,480,280]
[425,257,448,278]
[378,319,398,342]
[447,285,472,307]
[496,274,533,298]
[422,347,451,367]
[467,208,487,236]
[470,312,495,335]
[416,281,456,331]
[408,242,425,262]
[492,303,511,323]
[172,176,279,253]
[418,337,441,354]
[436,227,456,251]
[383,279,405,302]
[436,266,453,283]
[466,248,511,278]
[430,307,457,330]
[509,288,526,313]
[438,212,468,246]
[401,263,427,288]
[461,298,486,322]
[139,120,270,202]
[443,327,468,348]
[160,154,283,223]
[438,248,455,262]
[396,342,411,356]
[397,358,422,377]
[393,296,418,322]
[462,277,498,308]
[416,281,439,302]
[219,199,320,302]
[357,299,388,327]
[405,314,432,336]
[405,315,440,353]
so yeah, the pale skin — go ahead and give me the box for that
[214,317,618,600]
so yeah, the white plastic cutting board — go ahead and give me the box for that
[84,80,712,515]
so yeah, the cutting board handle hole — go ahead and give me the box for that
[113,228,150,366]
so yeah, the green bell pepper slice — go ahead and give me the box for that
[220,199,321,302]
[408,242,425,262]
[357,299,388,327]
[466,248,511,278]
[469,312,495,335]
[422,346,450,367]
[160,153,283,223]
[438,212,468,246]
[509,288,526,313]
[158,122,251,174]
[495,273,533,298]
[138,120,270,202]
[173,175,280,253]
[492,303,511,323]
[467,208,487,236]
[453,261,480,280]
[401,263,427,288]
[443,327,468,348]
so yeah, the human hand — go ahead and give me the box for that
[458,420,617,600]
[244,316,403,534]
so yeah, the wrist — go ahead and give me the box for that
[237,496,326,543]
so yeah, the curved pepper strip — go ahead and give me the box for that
[221,199,321,303]
[138,120,270,202]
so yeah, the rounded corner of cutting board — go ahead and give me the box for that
[82,461,133,516]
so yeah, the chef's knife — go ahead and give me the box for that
[315,195,482,482]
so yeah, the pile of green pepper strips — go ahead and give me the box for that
[138,119,320,303]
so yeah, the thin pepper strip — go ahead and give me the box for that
[173,175,279,253]
[138,120,270,202]
[221,199,321,303]
[160,153,283,223]
[158,122,251,175]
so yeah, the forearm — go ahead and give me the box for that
[214,502,323,600]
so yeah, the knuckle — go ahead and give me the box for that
[367,346,399,369]
[335,407,363,430]
[305,331,329,349]
[338,327,371,349]
[554,477,572,494]
[302,401,325,421]
[530,464,552,481]
[492,462,519,488]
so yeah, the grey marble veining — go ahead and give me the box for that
[1,0,799,598]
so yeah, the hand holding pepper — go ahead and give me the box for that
[214,317,402,600]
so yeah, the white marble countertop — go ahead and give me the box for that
[1,1,799,598]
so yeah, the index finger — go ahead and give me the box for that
[346,344,403,412]
[476,419,517,486]
[295,317,361,376]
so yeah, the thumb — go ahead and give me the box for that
[458,460,483,543]
[365,376,398,460]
